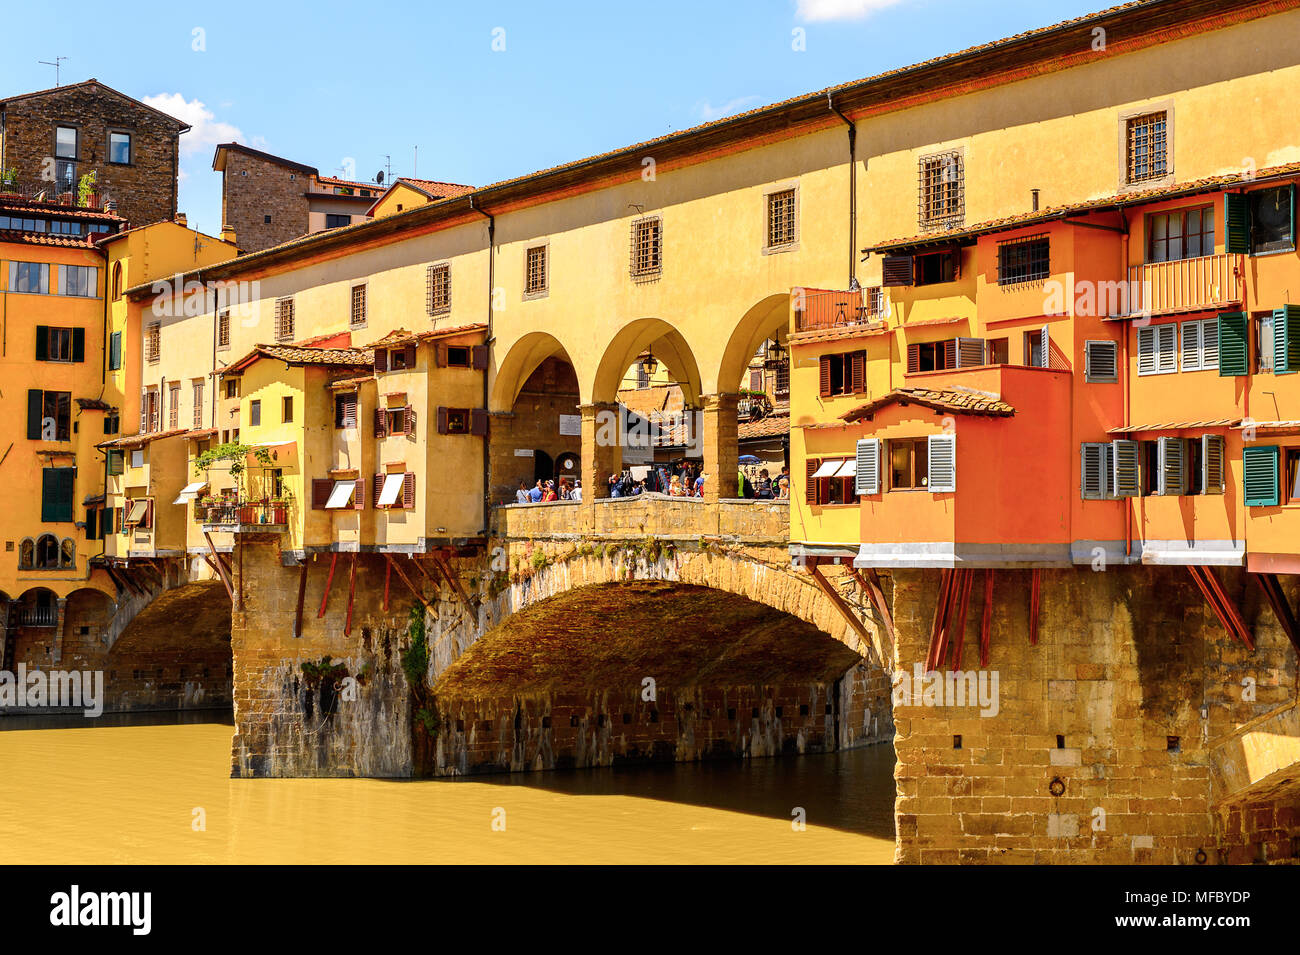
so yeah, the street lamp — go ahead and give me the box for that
[640,349,659,377]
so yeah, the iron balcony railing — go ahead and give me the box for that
[17,605,58,627]
[195,502,288,527]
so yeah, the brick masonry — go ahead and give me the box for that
[218,150,311,252]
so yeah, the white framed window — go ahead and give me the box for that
[1137,324,1177,375]
[1084,340,1118,383]
[1180,318,1219,372]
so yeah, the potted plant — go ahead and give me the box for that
[0,168,18,196]
[77,171,97,208]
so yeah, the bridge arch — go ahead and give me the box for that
[490,330,583,412]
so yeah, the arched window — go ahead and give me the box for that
[112,262,123,299]
[35,534,59,570]
[18,538,34,570]
[60,538,75,569]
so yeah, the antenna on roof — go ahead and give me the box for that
[38,56,68,86]
[414,146,418,178]
[375,170,385,185]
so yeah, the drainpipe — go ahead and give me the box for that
[1120,217,1132,559]
[470,196,494,538]
[827,94,858,291]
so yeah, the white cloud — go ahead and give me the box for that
[141,92,244,156]
[696,95,761,122]
[795,0,909,22]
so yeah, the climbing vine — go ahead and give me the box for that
[401,603,439,739]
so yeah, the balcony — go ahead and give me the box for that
[16,605,58,627]
[196,501,288,532]
[793,287,887,333]
[1124,253,1240,317]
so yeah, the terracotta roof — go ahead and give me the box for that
[97,428,189,449]
[327,375,374,391]
[841,387,1015,421]
[739,414,792,440]
[0,230,102,248]
[1111,417,1241,433]
[367,323,488,348]
[315,175,383,191]
[397,178,476,199]
[790,322,890,345]
[0,197,124,222]
[221,343,373,376]
[866,161,1300,253]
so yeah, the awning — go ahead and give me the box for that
[173,482,208,505]
[324,481,356,509]
[377,472,405,508]
[833,460,857,478]
[1109,417,1240,434]
[812,459,845,478]
[629,465,651,480]
[126,499,149,523]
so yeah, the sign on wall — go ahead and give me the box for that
[558,414,581,436]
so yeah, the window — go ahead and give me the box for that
[918,151,964,230]
[55,125,78,159]
[1084,340,1118,383]
[1274,305,1300,374]
[915,250,958,286]
[35,534,61,569]
[264,215,272,224]
[1136,324,1177,375]
[217,310,230,347]
[225,378,240,399]
[275,297,295,340]
[109,331,122,370]
[997,235,1050,285]
[107,449,124,476]
[1255,311,1274,373]
[855,440,880,496]
[108,131,132,164]
[818,351,866,397]
[146,322,161,363]
[1082,442,1117,500]
[325,214,350,229]
[1180,318,1219,372]
[60,265,96,297]
[282,396,294,423]
[1126,111,1168,184]
[126,498,152,528]
[863,286,886,319]
[1148,206,1214,262]
[987,338,1009,364]
[36,326,84,363]
[445,346,471,368]
[27,390,71,441]
[193,381,204,429]
[806,458,858,505]
[40,468,75,522]
[766,188,797,248]
[1239,186,1296,256]
[10,261,49,294]
[112,263,123,298]
[104,412,119,435]
[442,408,468,434]
[140,388,159,432]
[774,361,790,396]
[630,216,662,279]
[249,399,261,427]
[1217,312,1250,377]
[888,439,929,490]
[54,161,76,191]
[427,263,451,316]
[906,340,956,373]
[334,393,358,429]
[350,285,366,327]
[749,369,763,392]
[525,245,548,295]
[1286,449,1300,504]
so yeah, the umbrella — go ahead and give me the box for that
[737,455,762,464]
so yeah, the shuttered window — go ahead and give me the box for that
[855,439,880,495]
[1137,324,1177,376]
[927,434,956,493]
[1224,193,1251,255]
[1242,445,1280,507]
[1180,317,1219,372]
[109,331,122,370]
[1157,436,1187,496]
[805,458,821,505]
[1084,340,1118,383]
[906,340,957,374]
[334,393,358,428]
[1112,439,1140,497]
[818,351,867,396]
[1273,305,1300,375]
[40,467,76,522]
[955,337,985,368]
[1202,434,1226,495]
[1217,312,1250,377]
[1080,443,1114,500]
[881,255,914,287]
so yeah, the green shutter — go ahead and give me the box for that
[72,327,85,362]
[109,331,122,370]
[27,389,42,439]
[1217,312,1249,376]
[1224,193,1251,254]
[35,325,48,361]
[1274,305,1300,375]
[40,467,74,522]
[1242,446,1280,507]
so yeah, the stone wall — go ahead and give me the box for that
[219,150,310,252]
[889,566,1299,865]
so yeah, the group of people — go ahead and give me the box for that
[515,478,582,503]
[512,461,791,503]
[739,466,791,500]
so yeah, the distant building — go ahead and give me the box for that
[0,78,189,228]
[367,177,476,219]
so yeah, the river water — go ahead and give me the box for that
[0,713,897,864]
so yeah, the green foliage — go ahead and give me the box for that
[300,655,348,687]
[530,548,550,571]
[400,603,428,689]
[193,442,273,483]
[414,707,440,735]
[77,170,97,205]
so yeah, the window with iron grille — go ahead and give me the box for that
[918,151,964,230]
[217,309,230,348]
[275,297,295,340]
[766,189,796,248]
[774,362,790,396]
[525,245,548,295]
[997,235,1050,285]
[427,263,451,316]
[629,216,662,280]
[1126,112,1168,184]
[351,284,366,326]
[145,323,160,363]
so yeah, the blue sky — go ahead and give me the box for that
[3,0,1105,236]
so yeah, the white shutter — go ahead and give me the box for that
[1181,320,1202,372]
[1137,327,1158,376]
[1202,434,1225,495]
[1085,340,1118,382]
[1200,318,1219,371]
[1156,324,1178,374]
[855,438,880,495]
[1112,439,1141,497]
[1081,443,1105,500]
[928,434,956,493]
[1039,324,1051,367]
[1158,436,1186,496]
[956,337,985,368]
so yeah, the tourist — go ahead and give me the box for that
[669,474,682,496]
[777,466,790,500]
[609,475,621,498]
[571,479,582,502]
[755,469,774,499]
[529,480,544,503]
[694,473,705,497]
[516,480,530,504]
[542,481,558,503]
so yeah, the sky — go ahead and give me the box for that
[1,0,1107,237]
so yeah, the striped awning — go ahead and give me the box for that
[1108,417,1240,434]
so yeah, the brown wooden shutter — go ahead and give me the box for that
[374,407,387,438]
[470,408,488,436]
[437,406,448,435]
[403,472,415,510]
[139,390,148,433]
[311,479,332,509]
[434,344,446,367]
[471,345,489,370]
[805,459,820,505]
[373,473,385,507]
[942,339,957,370]
[143,499,154,529]
[907,343,921,374]
[374,349,387,374]
[850,351,866,393]
[819,357,832,397]
[353,478,365,510]
[882,255,914,287]
[404,344,417,368]
[404,405,415,437]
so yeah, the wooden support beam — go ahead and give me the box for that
[344,554,358,637]
[293,562,308,639]
[949,568,974,672]
[431,552,478,614]
[926,568,955,671]
[979,569,994,668]
[317,552,339,618]
[202,532,235,603]
[808,563,873,644]
[410,556,433,581]
[1189,565,1254,650]
[1255,572,1300,655]
[385,554,432,611]
[1028,568,1042,646]
[851,567,895,650]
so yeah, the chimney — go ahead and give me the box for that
[104,199,117,213]
[220,224,237,246]
[174,212,188,227]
